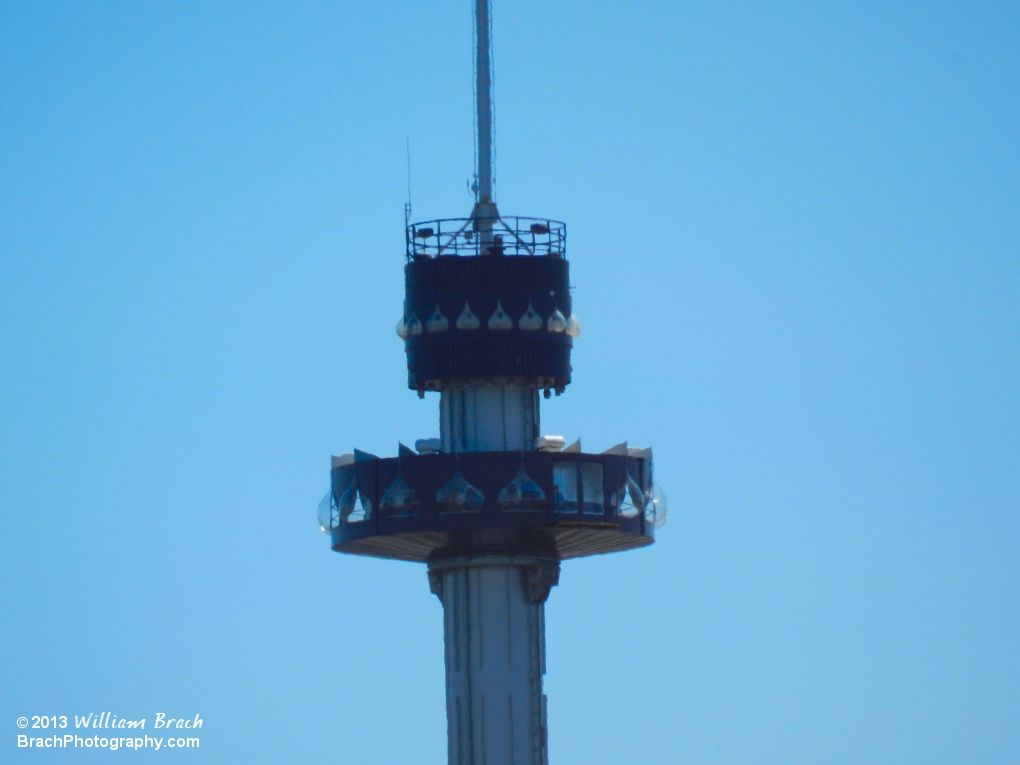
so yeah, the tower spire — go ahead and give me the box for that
[474,0,494,206]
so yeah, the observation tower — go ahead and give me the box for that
[318,2,667,763]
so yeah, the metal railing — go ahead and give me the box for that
[406,216,566,260]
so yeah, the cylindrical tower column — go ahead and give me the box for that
[432,377,556,765]
[428,555,559,765]
[440,385,540,452]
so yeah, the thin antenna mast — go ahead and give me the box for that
[405,138,412,254]
[406,137,412,209]
[471,0,498,251]
[474,0,494,204]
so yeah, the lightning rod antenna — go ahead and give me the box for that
[405,137,412,214]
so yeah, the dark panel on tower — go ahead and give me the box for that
[403,254,573,390]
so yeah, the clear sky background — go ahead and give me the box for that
[1,1,1017,763]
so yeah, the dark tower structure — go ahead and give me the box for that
[318,2,667,762]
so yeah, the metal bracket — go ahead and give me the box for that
[427,568,444,600]
[522,561,560,604]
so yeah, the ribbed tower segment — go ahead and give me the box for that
[429,556,558,765]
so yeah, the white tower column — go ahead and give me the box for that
[429,555,559,765]
[440,385,540,452]
[432,380,558,765]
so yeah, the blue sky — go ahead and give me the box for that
[1,1,1017,763]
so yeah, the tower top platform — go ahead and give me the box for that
[406,216,566,260]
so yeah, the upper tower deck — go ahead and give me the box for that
[400,215,577,394]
